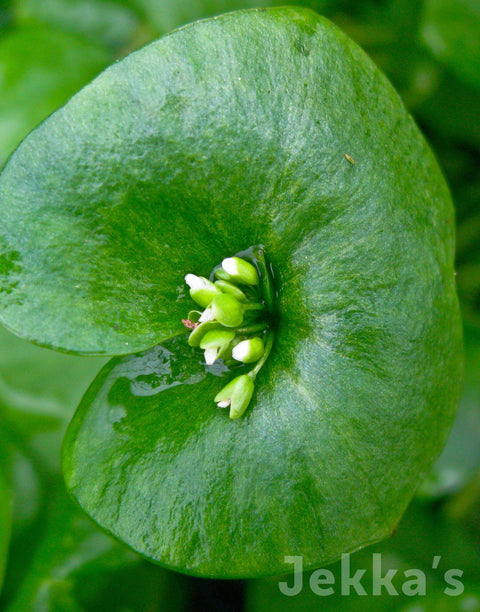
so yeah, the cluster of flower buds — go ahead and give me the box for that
[183,256,273,419]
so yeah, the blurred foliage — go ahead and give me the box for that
[0,329,190,610]
[14,0,141,51]
[0,469,12,594]
[247,498,480,610]
[130,0,335,35]
[421,0,480,92]
[0,25,109,167]
[0,0,479,610]
[420,324,480,498]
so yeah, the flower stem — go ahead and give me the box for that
[249,331,274,379]
[252,245,276,314]
[235,322,268,334]
[243,302,265,312]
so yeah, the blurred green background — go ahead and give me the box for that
[0,1,479,610]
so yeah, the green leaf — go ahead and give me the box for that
[63,312,461,578]
[399,591,480,612]
[0,5,11,31]
[0,326,106,474]
[132,0,332,35]
[415,73,480,150]
[14,0,141,52]
[2,7,463,577]
[0,327,105,414]
[421,0,480,92]
[0,24,109,168]
[5,485,134,611]
[420,325,480,498]
[0,467,12,594]
[331,0,436,109]
[247,499,480,611]
[0,326,106,417]
[0,7,462,355]
[1,459,189,611]
[0,326,106,566]
[457,258,480,331]
[0,411,43,538]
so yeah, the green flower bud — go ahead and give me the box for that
[211,293,244,327]
[214,280,247,302]
[221,257,259,285]
[200,329,236,349]
[214,374,255,419]
[187,320,222,347]
[185,274,221,308]
[231,337,265,364]
[198,306,215,323]
[200,329,236,365]
[214,267,232,281]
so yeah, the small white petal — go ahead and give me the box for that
[232,340,250,362]
[185,274,208,290]
[221,258,240,276]
[220,257,258,285]
[217,400,231,408]
[199,307,215,322]
[204,347,218,365]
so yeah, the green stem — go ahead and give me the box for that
[249,331,274,379]
[235,322,268,335]
[252,245,275,314]
[244,302,265,312]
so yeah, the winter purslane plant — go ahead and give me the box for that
[0,8,463,578]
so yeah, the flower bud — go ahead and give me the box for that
[231,337,265,364]
[221,257,259,285]
[214,374,255,419]
[211,294,244,327]
[200,329,235,365]
[187,320,221,347]
[185,274,221,308]
[198,306,215,323]
[214,280,247,302]
[214,267,232,281]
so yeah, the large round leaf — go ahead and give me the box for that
[0,7,463,576]
[64,319,460,579]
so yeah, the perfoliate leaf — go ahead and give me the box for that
[0,8,463,577]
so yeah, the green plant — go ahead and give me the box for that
[0,6,463,582]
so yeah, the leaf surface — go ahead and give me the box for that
[0,8,461,355]
[64,313,461,577]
